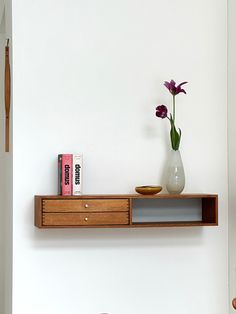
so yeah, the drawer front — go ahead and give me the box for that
[43,212,129,226]
[43,199,129,213]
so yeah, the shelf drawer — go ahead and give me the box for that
[43,212,129,226]
[43,199,129,213]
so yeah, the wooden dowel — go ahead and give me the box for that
[5,39,10,152]
[5,116,9,152]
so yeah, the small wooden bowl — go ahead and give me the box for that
[135,186,162,195]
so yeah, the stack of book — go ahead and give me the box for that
[58,154,83,195]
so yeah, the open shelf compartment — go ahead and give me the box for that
[131,195,218,227]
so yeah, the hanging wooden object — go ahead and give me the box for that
[5,38,10,152]
[233,298,236,309]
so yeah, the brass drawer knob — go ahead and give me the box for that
[84,217,88,222]
[84,204,89,208]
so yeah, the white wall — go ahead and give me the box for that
[11,0,228,313]
[228,0,236,313]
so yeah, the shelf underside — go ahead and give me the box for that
[39,221,217,228]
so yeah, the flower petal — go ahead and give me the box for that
[178,81,188,87]
[164,81,171,89]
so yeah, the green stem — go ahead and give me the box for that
[173,95,176,123]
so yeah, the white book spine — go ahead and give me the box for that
[72,154,83,195]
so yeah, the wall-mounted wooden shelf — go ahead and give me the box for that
[34,194,218,228]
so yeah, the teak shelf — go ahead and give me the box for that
[34,194,218,228]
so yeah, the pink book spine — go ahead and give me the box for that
[62,154,72,196]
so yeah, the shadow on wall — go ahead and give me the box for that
[20,196,210,250]
[32,226,206,250]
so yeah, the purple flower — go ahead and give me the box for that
[155,79,188,150]
[156,105,168,119]
[164,80,188,95]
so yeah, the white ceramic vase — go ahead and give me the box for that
[166,150,185,194]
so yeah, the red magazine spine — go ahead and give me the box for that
[62,154,72,196]
[58,154,62,195]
